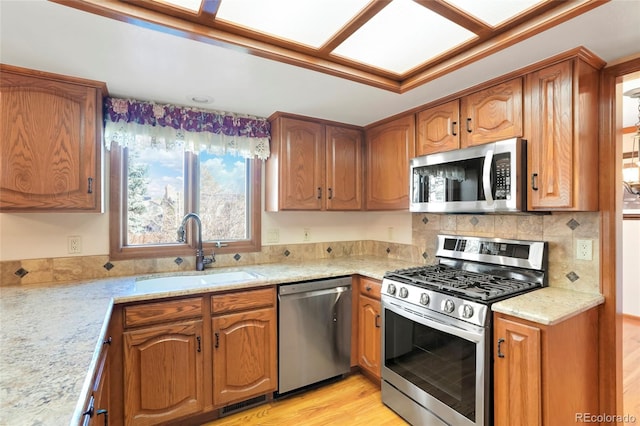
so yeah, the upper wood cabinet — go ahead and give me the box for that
[0,64,106,212]
[460,78,523,148]
[365,114,415,210]
[494,308,599,426]
[416,99,460,156]
[525,58,601,211]
[266,114,363,211]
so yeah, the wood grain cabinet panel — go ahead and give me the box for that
[365,114,415,210]
[212,308,277,406]
[461,78,523,148]
[525,58,601,211]
[266,114,363,211]
[124,320,205,426]
[416,99,461,155]
[494,308,599,426]
[358,294,381,381]
[0,64,106,211]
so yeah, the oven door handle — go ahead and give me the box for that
[483,149,494,206]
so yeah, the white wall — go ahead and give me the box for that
[623,219,640,317]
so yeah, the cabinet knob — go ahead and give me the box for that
[103,336,112,346]
[365,285,372,291]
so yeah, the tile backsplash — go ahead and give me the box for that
[0,212,600,294]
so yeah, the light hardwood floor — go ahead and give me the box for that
[206,375,406,426]
[205,316,640,425]
[624,315,640,420]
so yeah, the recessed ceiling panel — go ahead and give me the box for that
[445,0,546,27]
[216,0,371,48]
[332,0,476,75]
[153,0,202,13]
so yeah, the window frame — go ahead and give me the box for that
[109,146,262,260]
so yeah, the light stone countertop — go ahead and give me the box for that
[0,256,605,425]
[491,286,605,325]
[0,256,417,426]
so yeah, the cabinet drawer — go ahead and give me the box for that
[124,297,203,328]
[359,277,381,300]
[212,287,275,315]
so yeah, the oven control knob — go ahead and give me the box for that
[387,283,396,295]
[443,299,455,313]
[419,293,430,306]
[399,287,409,298]
[461,304,474,318]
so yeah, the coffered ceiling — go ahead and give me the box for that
[55,0,607,92]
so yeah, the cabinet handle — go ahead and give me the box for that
[96,409,108,426]
[87,177,94,194]
[365,285,372,291]
[497,338,505,358]
[196,336,201,352]
[466,118,472,133]
[317,187,322,199]
[328,187,333,200]
[375,314,381,328]
[103,336,112,346]
[531,173,539,191]
[452,121,458,136]
[215,332,219,349]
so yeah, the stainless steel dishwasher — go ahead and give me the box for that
[278,276,352,395]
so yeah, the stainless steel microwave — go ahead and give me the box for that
[410,138,526,213]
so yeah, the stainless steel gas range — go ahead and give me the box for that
[381,234,547,426]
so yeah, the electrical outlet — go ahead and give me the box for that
[303,228,311,242]
[266,229,279,243]
[576,239,592,261]
[68,236,82,254]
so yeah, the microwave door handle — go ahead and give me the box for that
[483,150,494,205]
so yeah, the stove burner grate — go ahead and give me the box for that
[387,264,540,301]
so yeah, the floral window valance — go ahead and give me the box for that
[103,97,270,160]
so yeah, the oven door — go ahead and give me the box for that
[381,296,490,426]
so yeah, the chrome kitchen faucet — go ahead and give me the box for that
[177,213,215,271]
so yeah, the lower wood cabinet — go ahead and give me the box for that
[124,319,205,425]
[356,277,382,380]
[493,308,599,426]
[81,333,112,426]
[118,289,277,425]
[211,288,277,406]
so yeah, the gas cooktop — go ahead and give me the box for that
[385,264,541,301]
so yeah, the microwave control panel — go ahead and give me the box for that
[494,154,511,200]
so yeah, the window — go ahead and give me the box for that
[109,145,261,260]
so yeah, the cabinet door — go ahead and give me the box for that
[124,320,204,426]
[326,125,363,210]
[277,117,325,210]
[494,316,541,426]
[212,308,277,406]
[0,67,102,211]
[416,100,460,155]
[89,342,110,426]
[358,294,381,380]
[461,78,523,148]
[526,61,574,209]
[365,115,415,210]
